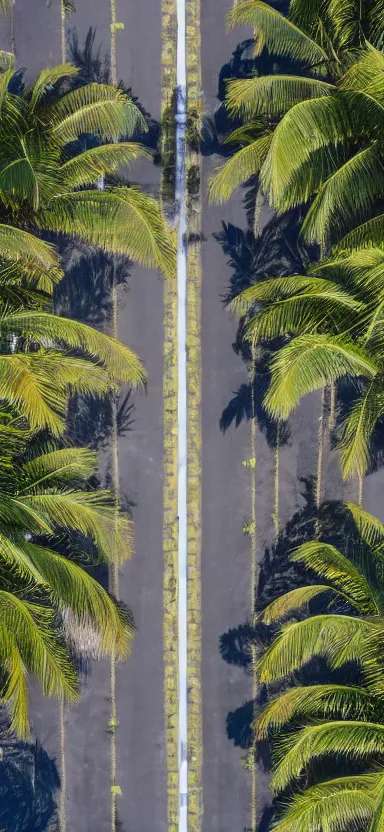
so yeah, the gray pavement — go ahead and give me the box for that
[7,3,384,832]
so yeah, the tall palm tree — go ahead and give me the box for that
[230,246,384,479]
[209,1,384,251]
[0,66,174,273]
[0,63,175,429]
[0,416,134,739]
[254,502,384,830]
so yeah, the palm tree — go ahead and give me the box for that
[254,502,384,830]
[230,245,384,479]
[0,66,174,272]
[209,1,384,251]
[0,416,134,739]
[0,63,176,429]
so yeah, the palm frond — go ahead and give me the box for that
[370,782,384,832]
[29,63,79,111]
[21,541,132,658]
[208,134,271,203]
[336,215,384,251]
[265,335,378,419]
[61,142,152,187]
[20,447,98,491]
[261,585,336,624]
[0,225,62,280]
[260,92,382,209]
[41,187,175,277]
[226,75,334,119]
[46,84,146,143]
[301,143,383,245]
[0,353,110,433]
[338,380,384,479]
[230,275,357,314]
[256,684,374,739]
[272,721,384,792]
[244,286,360,344]
[272,774,378,832]
[258,614,378,683]
[226,0,328,66]
[18,492,133,564]
[346,503,384,548]
[340,45,384,94]
[0,593,78,736]
[291,541,379,614]
[3,311,146,385]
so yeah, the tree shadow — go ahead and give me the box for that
[68,27,160,151]
[220,485,376,827]
[201,24,311,160]
[217,213,306,447]
[0,732,60,831]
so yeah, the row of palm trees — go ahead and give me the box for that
[213,1,384,829]
[0,53,174,738]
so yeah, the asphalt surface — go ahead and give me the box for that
[8,2,384,832]
[14,2,166,831]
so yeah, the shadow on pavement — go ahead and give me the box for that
[0,736,59,831]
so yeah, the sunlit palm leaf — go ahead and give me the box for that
[61,142,152,187]
[18,492,133,564]
[0,353,110,433]
[336,215,384,251]
[46,84,146,143]
[301,143,384,245]
[261,585,336,624]
[29,63,79,111]
[21,541,132,658]
[338,380,384,479]
[209,134,271,203]
[0,225,62,280]
[41,188,176,276]
[3,311,146,385]
[265,335,378,420]
[226,0,328,66]
[272,721,384,792]
[291,541,379,614]
[226,75,334,118]
[272,774,378,832]
[258,614,379,683]
[256,684,374,739]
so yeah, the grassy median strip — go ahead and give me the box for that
[186,0,203,825]
[161,1,179,829]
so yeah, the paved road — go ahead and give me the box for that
[8,3,384,832]
[14,2,167,830]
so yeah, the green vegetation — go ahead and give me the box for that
[0,60,174,737]
[217,1,384,830]
[256,504,384,831]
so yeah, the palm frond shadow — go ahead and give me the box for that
[201,23,310,159]
[220,486,372,827]
[0,724,59,832]
[68,27,160,151]
[217,214,305,446]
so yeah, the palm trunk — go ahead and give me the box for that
[9,1,15,59]
[329,381,336,432]
[110,0,117,88]
[358,475,364,507]
[59,697,66,832]
[60,0,66,63]
[109,6,119,828]
[253,188,263,239]
[249,347,257,831]
[315,387,325,536]
[273,422,280,542]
